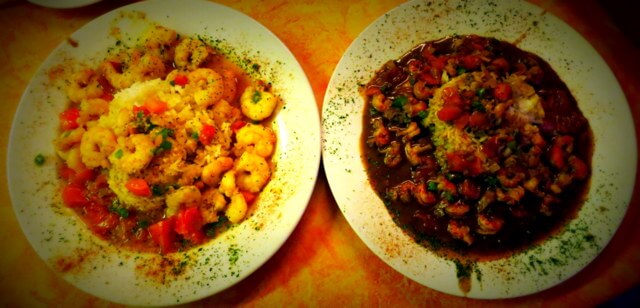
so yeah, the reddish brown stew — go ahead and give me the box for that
[361,35,593,259]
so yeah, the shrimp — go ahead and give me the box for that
[477,214,505,235]
[476,190,496,212]
[131,53,166,80]
[412,182,437,206]
[391,122,420,142]
[202,156,234,186]
[80,126,117,169]
[240,86,278,121]
[380,141,402,167]
[445,201,470,217]
[79,98,109,126]
[65,147,87,172]
[447,220,473,245]
[234,123,276,158]
[497,167,525,188]
[219,170,237,198]
[174,38,211,70]
[235,151,271,193]
[55,127,85,151]
[66,69,104,103]
[367,117,391,148]
[165,185,202,217]
[142,25,178,60]
[109,134,155,174]
[387,181,414,203]
[370,93,391,112]
[496,186,525,205]
[404,142,432,166]
[201,188,227,223]
[100,52,165,90]
[226,192,248,223]
[188,68,224,107]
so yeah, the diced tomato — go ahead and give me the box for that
[481,136,500,158]
[467,155,484,176]
[62,184,89,208]
[468,111,488,128]
[149,217,177,254]
[132,105,150,116]
[549,144,566,169]
[174,207,205,244]
[427,54,448,70]
[490,57,509,72]
[144,96,169,114]
[446,152,467,173]
[445,152,484,176]
[125,178,152,197]
[241,190,257,204]
[199,124,216,145]
[85,203,119,235]
[70,168,96,186]
[461,55,482,70]
[549,135,573,169]
[59,165,76,180]
[494,83,512,101]
[230,120,246,133]
[441,87,462,106]
[93,174,108,189]
[459,179,481,200]
[419,72,439,85]
[437,106,463,121]
[173,74,189,86]
[453,113,469,130]
[59,108,80,131]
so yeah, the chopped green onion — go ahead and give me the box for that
[109,200,129,218]
[252,90,262,103]
[471,101,485,112]
[391,96,408,109]
[153,140,173,155]
[477,88,486,97]
[114,149,123,159]
[151,184,166,196]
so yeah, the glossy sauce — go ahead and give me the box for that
[361,35,593,260]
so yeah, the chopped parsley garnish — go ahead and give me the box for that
[109,200,129,218]
[391,96,408,109]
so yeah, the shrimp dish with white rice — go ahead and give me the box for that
[54,24,279,254]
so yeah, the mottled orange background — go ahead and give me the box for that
[1,0,639,306]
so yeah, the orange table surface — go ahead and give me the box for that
[1,0,639,306]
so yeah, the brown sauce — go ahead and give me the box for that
[361,35,593,260]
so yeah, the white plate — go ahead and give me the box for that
[7,0,320,305]
[322,0,636,299]
[28,0,102,9]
